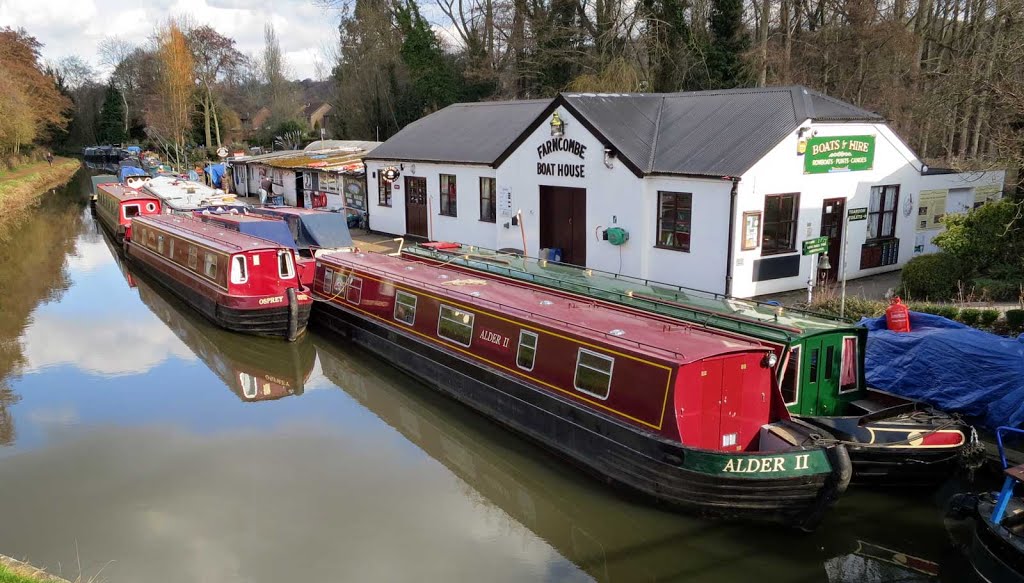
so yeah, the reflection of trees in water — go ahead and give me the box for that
[0,170,88,445]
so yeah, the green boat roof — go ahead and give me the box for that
[403,244,863,345]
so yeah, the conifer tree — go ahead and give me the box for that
[705,0,750,89]
[97,83,127,145]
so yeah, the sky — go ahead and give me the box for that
[0,0,342,80]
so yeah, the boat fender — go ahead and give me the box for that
[287,287,298,342]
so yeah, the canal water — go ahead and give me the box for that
[0,170,976,582]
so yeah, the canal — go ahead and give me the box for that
[0,170,974,582]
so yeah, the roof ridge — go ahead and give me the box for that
[646,97,666,173]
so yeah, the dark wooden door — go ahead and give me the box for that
[539,186,586,265]
[819,198,845,282]
[405,177,428,238]
[295,173,305,208]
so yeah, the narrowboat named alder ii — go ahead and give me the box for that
[312,251,852,530]
[403,243,980,487]
[92,182,162,243]
[126,215,312,341]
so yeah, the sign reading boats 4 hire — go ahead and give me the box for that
[804,135,875,174]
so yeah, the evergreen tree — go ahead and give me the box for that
[97,83,127,145]
[393,0,460,127]
[705,0,750,89]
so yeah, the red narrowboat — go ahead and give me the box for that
[312,252,852,529]
[195,211,317,287]
[93,182,162,243]
[126,215,312,341]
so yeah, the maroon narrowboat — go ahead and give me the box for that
[312,252,852,529]
[126,215,312,341]
[93,182,162,243]
[194,211,318,287]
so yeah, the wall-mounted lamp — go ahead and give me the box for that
[550,112,565,137]
[603,147,615,169]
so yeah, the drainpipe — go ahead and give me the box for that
[724,178,740,296]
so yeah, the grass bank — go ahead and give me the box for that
[0,157,81,242]
[0,556,70,583]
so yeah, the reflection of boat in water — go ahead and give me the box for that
[96,226,315,401]
[313,336,946,582]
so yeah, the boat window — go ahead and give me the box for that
[323,268,334,294]
[825,346,835,382]
[516,331,538,371]
[188,246,198,269]
[278,251,295,279]
[147,230,156,249]
[780,348,800,406]
[346,276,363,304]
[839,336,859,393]
[437,305,474,346]
[333,270,346,294]
[230,255,248,284]
[168,239,174,258]
[146,202,157,213]
[394,291,417,325]
[123,204,140,218]
[809,348,819,383]
[239,373,258,399]
[574,349,613,400]
[157,235,164,254]
[204,253,218,279]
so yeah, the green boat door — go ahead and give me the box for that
[794,336,843,416]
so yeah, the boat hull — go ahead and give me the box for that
[126,243,311,340]
[947,494,1024,583]
[313,299,850,530]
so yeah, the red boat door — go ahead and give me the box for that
[696,354,772,452]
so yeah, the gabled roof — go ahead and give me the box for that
[364,99,551,165]
[363,86,884,177]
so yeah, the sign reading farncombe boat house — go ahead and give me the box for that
[804,135,875,174]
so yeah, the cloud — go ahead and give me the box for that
[0,0,339,80]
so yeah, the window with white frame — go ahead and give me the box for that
[574,349,613,399]
[868,185,899,240]
[394,291,417,325]
[516,330,538,371]
[780,348,800,406]
[439,174,457,217]
[278,250,295,279]
[204,253,218,279]
[231,255,248,284]
[839,337,859,393]
[480,177,496,223]
[323,267,334,294]
[346,276,363,304]
[437,305,474,346]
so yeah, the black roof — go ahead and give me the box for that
[365,86,884,178]
[364,99,551,165]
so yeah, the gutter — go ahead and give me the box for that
[725,178,740,296]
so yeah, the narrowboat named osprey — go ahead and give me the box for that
[312,251,852,529]
[195,210,317,287]
[126,215,312,341]
[92,182,162,243]
[402,243,979,487]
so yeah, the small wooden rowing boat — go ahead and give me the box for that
[126,214,312,341]
[312,251,852,529]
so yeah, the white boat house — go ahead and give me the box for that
[363,86,1004,298]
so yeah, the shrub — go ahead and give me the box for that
[971,278,1024,302]
[900,253,965,301]
[1006,309,1024,333]
[958,308,982,326]
[808,296,886,321]
[979,309,1001,328]
[934,199,1024,277]
[910,303,960,320]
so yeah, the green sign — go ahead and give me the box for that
[682,448,833,480]
[804,135,875,174]
[802,236,829,255]
[847,207,868,221]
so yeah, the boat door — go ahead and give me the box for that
[295,173,306,208]
[696,354,771,451]
[405,177,428,238]
[539,185,586,265]
[797,336,842,416]
[819,198,845,282]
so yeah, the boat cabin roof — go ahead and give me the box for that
[321,252,768,364]
[196,212,298,250]
[96,182,161,203]
[142,176,240,210]
[134,215,295,254]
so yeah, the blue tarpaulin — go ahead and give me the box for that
[205,164,226,188]
[859,312,1024,430]
[118,166,148,182]
[126,146,142,154]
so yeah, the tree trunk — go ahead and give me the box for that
[203,92,213,149]
[210,87,222,147]
[758,0,771,86]
[781,0,792,83]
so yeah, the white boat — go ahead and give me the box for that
[141,176,247,214]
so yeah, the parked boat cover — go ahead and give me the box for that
[119,166,148,182]
[239,221,296,250]
[205,163,226,188]
[859,312,1024,430]
[294,213,354,250]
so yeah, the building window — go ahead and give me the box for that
[439,174,457,217]
[323,268,334,294]
[231,255,248,284]
[278,251,295,280]
[437,304,473,346]
[480,177,496,223]
[762,193,799,255]
[516,330,538,371]
[780,348,800,406]
[868,185,899,240]
[574,349,613,400]
[839,337,859,394]
[378,176,392,207]
[656,192,692,252]
[204,253,218,279]
[394,291,417,325]
[346,276,363,304]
